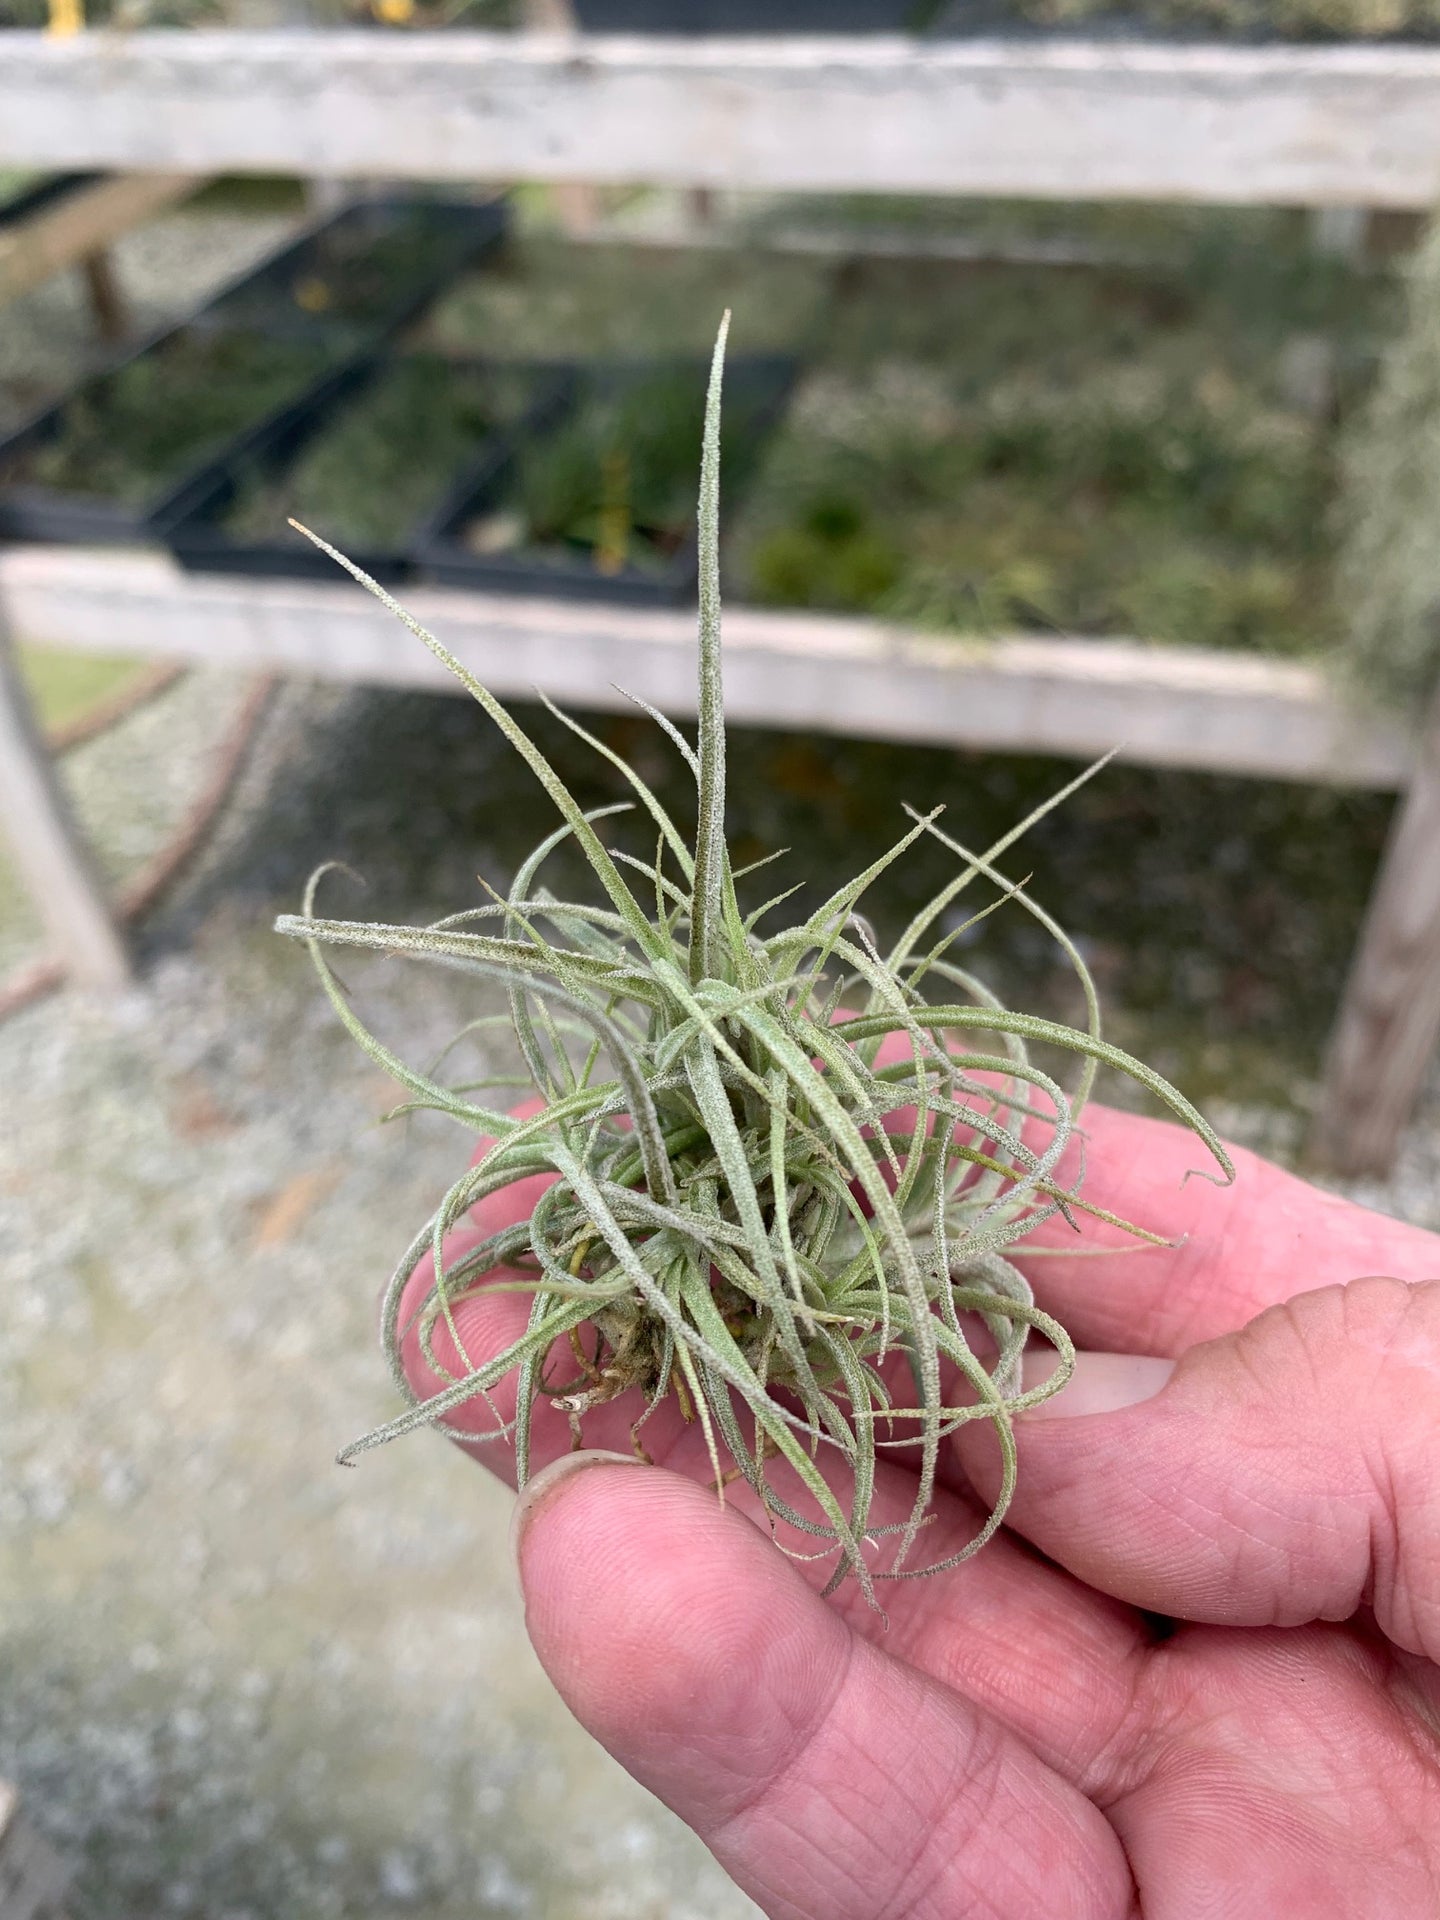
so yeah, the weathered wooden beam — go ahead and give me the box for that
[0,597,132,991]
[0,171,198,309]
[0,545,1413,789]
[2,33,1440,208]
[1315,684,1440,1173]
[79,249,127,340]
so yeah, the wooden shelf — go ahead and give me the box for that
[2,31,1440,208]
[0,544,1411,788]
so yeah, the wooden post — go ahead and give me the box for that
[1314,682,1440,1173]
[522,0,602,236]
[0,1780,71,1920]
[79,248,127,341]
[0,608,132,991]
[305,176,351,217]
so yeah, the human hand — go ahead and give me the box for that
[398,1106,1440,1919]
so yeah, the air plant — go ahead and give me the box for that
[277,315,1232,1607]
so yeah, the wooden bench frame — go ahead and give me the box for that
[0,171,198,319]
[0,543,1431,1173]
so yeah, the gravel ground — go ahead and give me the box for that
[0,675,766,1920]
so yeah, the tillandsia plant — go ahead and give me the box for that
[276,315,1234,1608]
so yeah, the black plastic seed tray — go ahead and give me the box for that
[163,352,573,587]
[194,195,509,343]
[0,194,509,546]
[416,354,798,607]
[0,325,365,545]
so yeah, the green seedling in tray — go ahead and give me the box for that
[15,331,335,505]
[224,355,540,552]
[465,365,772,577]
[738,373,1332,656]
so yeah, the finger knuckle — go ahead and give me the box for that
[1253,1275,1440,1392]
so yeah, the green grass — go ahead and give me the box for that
[17,647,148,732]
[0,649,153,971]
[0,171,41,209]
[725,244,1393,655]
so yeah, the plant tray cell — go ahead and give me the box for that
[164,353,570,585]
[417,354,798,607]
[422,238,835,362]
[0,327,351,544]
[196,196,508,343]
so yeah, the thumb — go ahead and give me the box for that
[510,1453,1132,1920]
[958,1275,1440,1661]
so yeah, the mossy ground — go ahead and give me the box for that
[408,214,1396,659]
[726,239,1389,655]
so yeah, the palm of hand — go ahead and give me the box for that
[400,1107,1440,1919]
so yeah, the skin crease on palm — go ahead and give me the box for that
[390,1052,1440,1920]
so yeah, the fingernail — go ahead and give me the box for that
[1022,1349,1176,1418]
[508,1449,645,1584]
